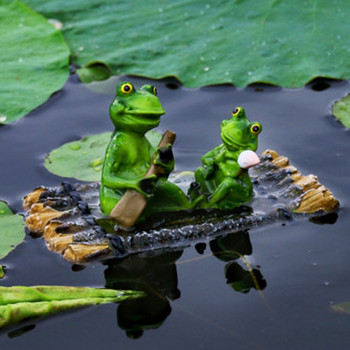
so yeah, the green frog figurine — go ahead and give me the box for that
[192,107,262,209]
[100,82,189,217]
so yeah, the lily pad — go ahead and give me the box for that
[22,0,350,88]
[44,130,162,181]
[0,285,145,328]
[0,201,25,260]
[332,94,350,128]
[0,0,70,123]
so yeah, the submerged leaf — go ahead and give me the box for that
[0,285,145,328]
[44,130,162,181]
[22,0,350,88]
[0,1,70,123]
[332,94,350,128]
[331,302,350,314]
[0,201,25,260]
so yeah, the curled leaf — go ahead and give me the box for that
[0,285,145,328]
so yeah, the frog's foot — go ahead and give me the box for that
[24,183,117,264]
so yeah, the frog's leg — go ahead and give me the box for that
[99,185,124,215]
[208,176,253,209]
[143,180,191,217]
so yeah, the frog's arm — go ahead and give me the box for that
[101,139,142,192]
[216,158,242,178]
[196,145,223,180]
[201,145,223,167]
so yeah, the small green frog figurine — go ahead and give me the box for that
[192,107,262,209]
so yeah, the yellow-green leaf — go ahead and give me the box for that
[0,285,145,328]
[333,94,350,128]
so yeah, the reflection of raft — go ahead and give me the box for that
[24,150,339,264]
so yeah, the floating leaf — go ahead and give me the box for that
[0,285,145,328]
[44,130,162,181]
[0,201,25,260]
[22,0,350,88]
[332,94,350,128]
[0,1,70,123]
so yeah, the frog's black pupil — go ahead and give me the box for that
[124,85,130,92]
[233,108,239,114]
[154,87,157,95]
[253,125,259,132]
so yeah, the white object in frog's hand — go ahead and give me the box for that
[237,150,260,169]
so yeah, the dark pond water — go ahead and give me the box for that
[0,75,350,349]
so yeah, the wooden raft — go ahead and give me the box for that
[23,149,339,264]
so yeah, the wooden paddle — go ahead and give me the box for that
[110,130,176,229]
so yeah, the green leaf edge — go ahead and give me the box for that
[0,201,25,260]
[333,94,350,128]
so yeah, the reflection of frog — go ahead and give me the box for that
[193,107,262,209]
[100,82,189,216]
[210,231,266,293]
[104,250,183,338]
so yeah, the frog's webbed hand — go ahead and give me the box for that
[195,164,215,181]
[138,174,158,196]
[153,144,174,177]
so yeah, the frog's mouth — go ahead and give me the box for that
[221,132,252,151]
[125,107,165,116]
[124,108,164,124]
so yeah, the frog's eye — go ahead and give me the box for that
[250,123,261,135]
[140,84,158,96]
[121,83,133,94]
[232,107,241,116]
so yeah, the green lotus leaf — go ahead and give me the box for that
[44,130,162,181]
[333,94,350,128]
[0,201,25,260]
[21,0,350,88]
[0,285,145,328]
[0,0,70,123]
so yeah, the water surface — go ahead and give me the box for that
[0,76,349,350]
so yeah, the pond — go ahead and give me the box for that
[0,75,349,349]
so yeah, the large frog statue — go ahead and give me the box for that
[192,107,262,209]
[100,82,189,217]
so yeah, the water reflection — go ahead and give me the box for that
[104,230,266,338]
[104,250,183,338]
[210,231,266,293]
